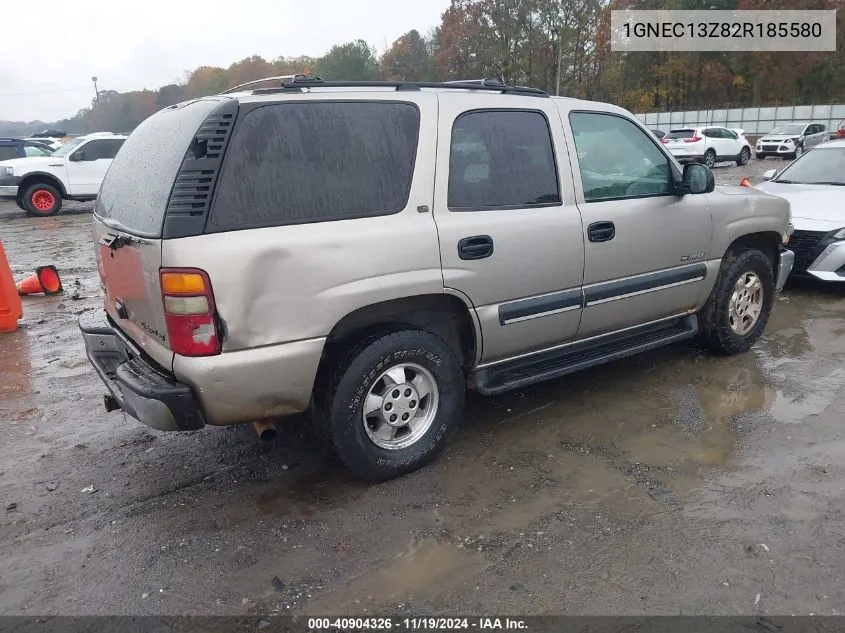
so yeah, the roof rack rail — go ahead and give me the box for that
[221,75,300,94]
[245,74,549,98]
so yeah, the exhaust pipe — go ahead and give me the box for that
[253,419,277,441]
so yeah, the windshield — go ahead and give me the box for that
[769,124,805,136]
[775,147,845,185]
[51,138,85,157]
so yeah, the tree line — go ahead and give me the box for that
[2,0,843,137]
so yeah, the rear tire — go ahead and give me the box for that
[698,249,775,355]
[23,183,62,217]
[314,329,465,482]
[755,153,764,160]
[736,147,750,166]
[703,149,716,168]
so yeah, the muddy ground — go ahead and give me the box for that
[1,158,844,617]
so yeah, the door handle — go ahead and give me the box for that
[458,235,494,260]
[588,221,615,243]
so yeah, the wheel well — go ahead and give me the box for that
[17,174,67,201]
[316,294,478,385]
[727,232,780,271]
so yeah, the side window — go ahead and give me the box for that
[209,102,420,231]
[701,128,715,138]
[23,144,51,157]
[723,128,737,139]
[79,139,124,160]
[448,110,560,210]
[817,124,826,133]
[0,145,18,161]
[569,112,672,202]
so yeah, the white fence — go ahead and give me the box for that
[636,104,845,135]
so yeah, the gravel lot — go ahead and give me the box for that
[1,159,844,618]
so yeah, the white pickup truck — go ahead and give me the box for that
[0,132,126,216]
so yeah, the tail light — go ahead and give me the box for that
[660,138,669,144]
[160,268,221,357]
[683,135,702,143]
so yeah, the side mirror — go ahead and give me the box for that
[762,169,777,181]
[681,162,715,195]
[69,152,85,162]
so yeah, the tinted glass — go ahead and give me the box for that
[96,98,222,236]
[570,112,672,202]
[0,146,19,161]
[209,102,420,231]
[448,110,560,209]
[665,129,695,139]
[23,144,51,157]
[81,139,124,160]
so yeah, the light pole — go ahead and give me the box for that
[92,76,100,108]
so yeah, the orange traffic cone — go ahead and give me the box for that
[0,240,23,333]
[16,266,63,296]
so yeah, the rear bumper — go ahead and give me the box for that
[78,309,205,432]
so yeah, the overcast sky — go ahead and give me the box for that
[1,0,451,122]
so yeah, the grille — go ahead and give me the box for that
[789,230,825,272]
[761,144,779,151]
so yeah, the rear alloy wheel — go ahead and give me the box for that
[314,329,464,482]
[703,149,716,168]
[698,248,775,355]
[736,147,750,166]
[23,183,62,217]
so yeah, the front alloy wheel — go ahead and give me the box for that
[728,272,764,336]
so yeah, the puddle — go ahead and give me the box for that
[304,537,486,614]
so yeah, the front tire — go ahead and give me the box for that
[698,249,775,355]
[23,183,62,217]
[791,144,804,160]
[736,147,750,166]
[315,329,465,482]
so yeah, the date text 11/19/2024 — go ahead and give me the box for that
[307,617,528,631]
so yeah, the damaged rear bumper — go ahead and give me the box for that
[78,309,204,431]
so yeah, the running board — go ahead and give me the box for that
[473,315,699,395]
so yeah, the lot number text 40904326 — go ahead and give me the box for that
[307,617,528,630]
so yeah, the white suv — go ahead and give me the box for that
[661,126,752,168]
[0,132,126,216]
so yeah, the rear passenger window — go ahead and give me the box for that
[448,110,560,210]
[0,146,18,161]
[208,102,420,231]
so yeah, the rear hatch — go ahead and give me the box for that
[93,97,232,371]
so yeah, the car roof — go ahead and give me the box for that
[215,76,633,117]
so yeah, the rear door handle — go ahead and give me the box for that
[588,221,615,243]
[458,235,494,260]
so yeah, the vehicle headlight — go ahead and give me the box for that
[783,139,795,146]
[0,166,13,177]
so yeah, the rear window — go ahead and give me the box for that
[95,98,223,237]
[664,129,696,139]
[207,101,420,231]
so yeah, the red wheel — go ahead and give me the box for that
[23,183,62,216]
